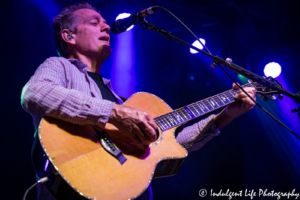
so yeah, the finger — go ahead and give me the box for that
[234,92,247,100]
[240,97,256,109]
[235,88,256,100]
[131,124,151,147]
[117,123,145,149]
[138,120,157,142]
[137,112,157,141]
[145,114,158,131]
[232,83,240,90]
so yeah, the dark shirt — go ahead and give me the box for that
[87,72,120,104]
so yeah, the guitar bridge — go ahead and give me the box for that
[97,130,127,165]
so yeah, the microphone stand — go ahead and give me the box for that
[140,20,300,139]
[139,20,300,104]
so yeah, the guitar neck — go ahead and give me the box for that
[154,83,252,131]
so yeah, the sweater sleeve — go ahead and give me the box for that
[176,114,220,153]
[21,58,115,129]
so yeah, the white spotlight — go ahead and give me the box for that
[264,62,282,78]
[190,38,206,54]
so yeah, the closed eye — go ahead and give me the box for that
[90,19,99,26]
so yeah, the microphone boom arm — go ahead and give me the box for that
[139,20,300,104]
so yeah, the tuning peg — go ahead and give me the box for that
[263,96,269,102]
[278,94,283,100]
[270,95,277,101]
[225,58,232,65]
[267,76,273,81]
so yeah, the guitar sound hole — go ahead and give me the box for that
[149,128,162,147]
[156,128,160,139]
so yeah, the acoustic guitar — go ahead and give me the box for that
[38,81,274,199]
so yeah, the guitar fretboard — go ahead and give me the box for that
[154,83,252,131]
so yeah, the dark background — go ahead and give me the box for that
[1,0,300,199]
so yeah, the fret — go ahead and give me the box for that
[228,90,236,98]
[217,94,225,104]
[174,110,184,123]
[187,105,198,117]
[219,93,231,104]
[167,114,176,126]
[153,83,251,131]
[159,117,168,130]
[193,104,202,115]
[207,98,217,108]
[183,106,195,119]
[181,107,192,119]
[211,97,220,107]
[155,118,165,130]
[162,116,171,128]
[190,104,200,115]
[170,111,180,124]
[195,102,205,113]
[202,100,213,111]
[175,111,184,123]
[159,119,167,130]
[178,109,189,120]
[166,114,177,126]
[169,112,178,124]
[219,95,227,105]
[202,102,210,111]
[232,90,239,96]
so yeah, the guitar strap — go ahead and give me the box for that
[119,95,128,103]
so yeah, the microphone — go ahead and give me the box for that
[111,6,159,34]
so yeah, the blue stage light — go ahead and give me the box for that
[111,13,136,97]
[190,39,205,54]
[115,13,134,31]
[264,62,282,78]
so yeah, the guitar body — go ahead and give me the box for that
[39,92,188,200]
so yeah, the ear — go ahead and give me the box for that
[61,29,75,45]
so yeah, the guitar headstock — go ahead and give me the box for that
[248,77,283,101]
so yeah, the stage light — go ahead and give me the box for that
[264,62,282,78]
[190,39,205,54]
[111,13,135,97]
[115,13,134,31]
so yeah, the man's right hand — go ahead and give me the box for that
[108,104,157,146]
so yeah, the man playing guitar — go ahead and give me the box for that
[21,2,256,200]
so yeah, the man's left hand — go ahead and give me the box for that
[225,83,256,119]
[214,83,256,129]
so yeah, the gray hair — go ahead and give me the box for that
[52,1,98,57]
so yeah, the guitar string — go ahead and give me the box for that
[155,88,243,126]
[186,83,252,107]
[154,83,252,128]
[155,83,252,120]
[155,94,232,124]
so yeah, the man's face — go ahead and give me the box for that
[72,8,111,58]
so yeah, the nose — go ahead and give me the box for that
[102,23,110,34]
